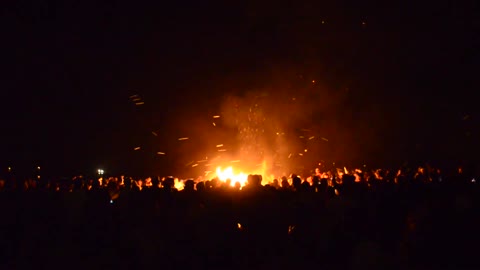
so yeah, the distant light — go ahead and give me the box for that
[97,169,104,175]
[110,200,113,204]
[312,80,315,83]
[321,20,325,24]
[7,167,11,172]
[37,166,41,170]
[472,178,476,183]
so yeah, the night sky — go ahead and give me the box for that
[2,1,479,177]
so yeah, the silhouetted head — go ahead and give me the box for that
[343,175,355,186]
[205,180,211,190]
[73,178,83,190]
[272,179,279,188]
[281,176,289,188]
[184,179,195,192]
[163,177,174,190]
[152,177,160,188]
[292,176,302,190]
[247,174,262,187]
[195,181,205,192]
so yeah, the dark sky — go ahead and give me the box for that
[1,1,479,176]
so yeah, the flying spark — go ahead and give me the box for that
[178,137,189,141]
[309,136,315,140]
[152,132,158,136]
[216,144,224,147]
[321,137,329,142]
[157,152,166,155]
[135,102,145,106]
[134,147,141,151]
[213,115,220,118]
[192,164,199,168]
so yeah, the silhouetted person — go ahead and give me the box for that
[196,181,205,192]
[163,177,175,191]
[184,179,195,192]
[292,176,302,191]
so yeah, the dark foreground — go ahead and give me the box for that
[0,179,479,270]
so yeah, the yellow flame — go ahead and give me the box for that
[174,178,184,190]
[215,166,248,187]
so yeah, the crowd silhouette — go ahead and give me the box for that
[0,165,479,269]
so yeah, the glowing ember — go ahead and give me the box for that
[215,166,248,187]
